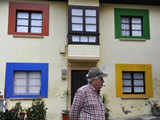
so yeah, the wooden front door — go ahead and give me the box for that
[71,70,88,104]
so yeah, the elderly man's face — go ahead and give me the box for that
[92,77,104,91]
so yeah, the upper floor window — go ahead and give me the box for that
[121,17,143,37]
[114,8,150,40]
[16,11,42,34]
[68,6,99,44]
[8,2,49,36]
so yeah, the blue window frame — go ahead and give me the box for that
[5,63,48,98]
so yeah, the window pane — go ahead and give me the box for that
[86,25,96,32]
[72,17,83,23]
[31,20,42,26]
[85,17,96,24]
[89,36,96,43]
[121,24,129,30]
[80,36,88,42]
[123,80,132,86]
[31,27,42,33]
[85,10,96,16]
[123,73,131,79]
[134,87,144,93]
[132,24,142,30]
[133,73,144,79]
[16,26,28,33]
[17,12,29,18]
[123,87,132,93]
[72,36,80,42]
[132,18,141,24]
[14,79,27,86]
[72,9,83,16]
[121,30,130,36]
[14,72,27,86]
[28,87,40,94]
[29,72,41,86]
[72,24,83,31]
[121,17,129,23]
[134,80,144,86]
[14,87,27,94]
[17,19,29,26]
[31,13,42,19]
[132,31,142,36]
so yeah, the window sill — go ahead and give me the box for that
[7,97,45,101]
[119,38,147,41]
[13,34,44,38]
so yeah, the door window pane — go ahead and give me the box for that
[80,36,88,42]
[72,9,83,16]
[72,17,83,23]
[86,25,96,32]
[72,36,80,42]
[85,10,96,16]
[89,36,96,43]
[72,24,83,31]
[85,17,96,24]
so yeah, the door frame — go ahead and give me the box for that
[67,61,97,109]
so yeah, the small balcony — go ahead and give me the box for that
[67,44,100,61]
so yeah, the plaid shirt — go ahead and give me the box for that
[69,84,106,120]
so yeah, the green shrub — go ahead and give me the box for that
[0,99,47,120]
[26,99,47,120]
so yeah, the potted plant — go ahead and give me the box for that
[62,109,69,120]
[148,100,160,116]
[151,102,160,116]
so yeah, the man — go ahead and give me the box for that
[69,67,107,120]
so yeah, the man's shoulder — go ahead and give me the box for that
[77,84,90,92]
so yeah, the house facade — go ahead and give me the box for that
[0,0,160,119]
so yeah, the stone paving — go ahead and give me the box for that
[110,114,160,120]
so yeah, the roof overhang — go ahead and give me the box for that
[50,0,160,5]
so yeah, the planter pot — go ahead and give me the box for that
[62,113,69,120]
[151,107,160,116]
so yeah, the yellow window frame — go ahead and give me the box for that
[116,64,153,98]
